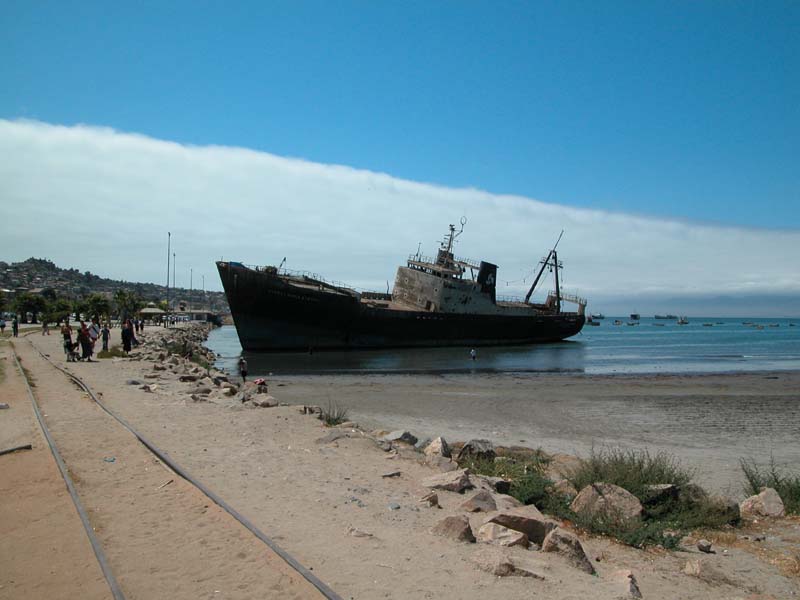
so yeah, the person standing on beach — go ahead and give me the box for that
[12,317,19,337]
[238,357,248,382]
[0,317,5,335]
[61,322,73,355]
[101,323,110,352]
[41,321,50,335]
[121,321,132,354]
[470,348,477,361]
[78,321,93,361]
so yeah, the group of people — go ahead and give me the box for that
[0,316,19,337]
[61,319,110,362]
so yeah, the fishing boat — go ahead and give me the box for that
[217,222,587,351]
[677,316,689,325]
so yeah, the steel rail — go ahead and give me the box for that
[11,347,126,600]
[26,338,343,600]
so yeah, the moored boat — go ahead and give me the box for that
[217,223,587,351]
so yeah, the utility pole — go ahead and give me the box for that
[166,232,171,307]
[190,268,193,309]
[172,252,176,308]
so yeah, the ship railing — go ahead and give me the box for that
[246,264,360,295]
[407,254,482,270]
[549,290,587,307]
[495,294,526,303]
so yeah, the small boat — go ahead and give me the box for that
[613,320,623,326]
[588,320,600,326]
[630,313,640,321]
[590,313,605,320]
[654,314,677,319]
[703,323,713,327]
[790,323,796,327]
[677,317,689,325]
[627,322,639,326]
[769,323,779,328]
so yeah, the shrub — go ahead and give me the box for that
[97,346,128,359]
[319,399,348,426]
[459,448,552,506]
[740,457,800,515]
[561,447,731,548]
[566,447,695,500]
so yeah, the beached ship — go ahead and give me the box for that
[217,222,587,351]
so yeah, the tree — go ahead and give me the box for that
[14,293,47,323]
[0,290,5,313]
[113,289,143,321]
[84,293,111,321]
[42,298,72,325]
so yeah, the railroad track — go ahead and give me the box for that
[11,337,341,600]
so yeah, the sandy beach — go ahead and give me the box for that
[2,325,799,599]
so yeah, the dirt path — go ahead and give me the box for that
[0,340,111,600]
[8,338,325,600]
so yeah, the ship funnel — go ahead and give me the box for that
[477,261,498,303]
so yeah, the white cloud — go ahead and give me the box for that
[1,119,798,315]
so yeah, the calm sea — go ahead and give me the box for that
[206,317,800,376]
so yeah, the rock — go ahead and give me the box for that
[611,569,643,599]
[740,487,785,518]
[678,483,708,505]
[424,436,452,458]
[551,479,578,500]
[316,430,346,444]
[199,377,215,388]
[388,502,401,511]
[139,384,157,393]
[461,490,497,513]
[476,523,529,548]
[251,395,277,408]
[541,528,595,575]
[473,474,511,495]
[383,430,418,445]
[471,548,544,579]
[430,515,475,543]
[382,471,402,478]
[682,558,736,586]
[223,386,238,397]
[425,454,459,472]
[456,439,496,462]
[419,492,440,508]
[709,495,741,525]
[125,379,141,385]
[485,505,559,545]
[192,386,212,395]
[643,483,678,505]
[189,394,207,402]
[697,539,714,553]
[347,527,373,538]
[421,469,474,493]
[570,483,643,523]
[493,493,523,511]
[153,364,166,371]
[0,403,9,409]
[179,374,199,382]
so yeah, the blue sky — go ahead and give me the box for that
[2,1,798,228]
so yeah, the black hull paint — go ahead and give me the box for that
[218,262,585,351]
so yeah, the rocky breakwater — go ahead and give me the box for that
[126,324,281,409]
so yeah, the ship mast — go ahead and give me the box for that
[524,230,564,309]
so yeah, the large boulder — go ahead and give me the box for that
[708,495,741,525]
[473,474,512,495]
[460,490,497,513]
[740,487,785,518]
[541,528,595,575]
[424,436,451,458]
[570,483,643,523]
[456,439,496,462]
[476,523,529,548]
[430,515,475,543]
[484,505,559,545]
[421,469,474,494]
[610,569,642,599]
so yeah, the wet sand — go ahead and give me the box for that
[273,371,800,496]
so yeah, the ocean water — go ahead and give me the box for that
[206,317,800,376]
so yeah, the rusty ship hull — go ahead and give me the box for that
[217,261,585,352]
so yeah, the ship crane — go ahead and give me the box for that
[524,230,564,311]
